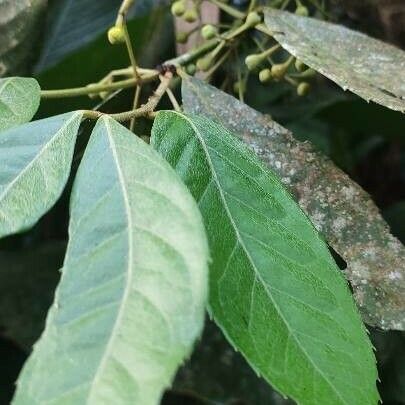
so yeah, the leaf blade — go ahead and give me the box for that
[0,77,40,132]
[182,76,405,331]
[152,111,379,405]
[264,8,405,113]
[13,116,208,404]
[0,111,83,239]
[34,0,168,72]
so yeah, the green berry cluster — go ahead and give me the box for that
[169,0,315,97]
[171,0,199,23]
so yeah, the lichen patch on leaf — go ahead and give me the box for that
[182,76,405,330]
[264,8,405,113]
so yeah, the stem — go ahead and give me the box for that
[207,0,272,37]
[211,40,226,58]
[209,0,245,19]
[166,39,220,66]
[40,74,157,99]
[284,75,298,86]
[166,88,181,111]
[40,37,222,100]
[112,73,172,121]
[123,24,140,80]
[248,0,257,13]
[260,44,281,58]
[205,47,232,79]
[129,85,142,131]
[116,0,135,26]
[281,0,291,10]
[83,73,172,122]
[236,59,244,103]
[289,68,316,78]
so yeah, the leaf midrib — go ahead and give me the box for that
[86,118,134,403]
[0,112,79,205]
[176,112,348,405]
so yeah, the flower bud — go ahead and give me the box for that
[245,54,263,71]
[259,68,272,83]
[245,11,262,27]
[183,8,198,23]
[297,82,310,96]
[196,56,213,71]
[171,1,186,17]
[107,26,125,44]
[271,63,288,80]
[201,24,217,40]
[186,64,197,75]
[295,5,309,17]
[176,31,188,44]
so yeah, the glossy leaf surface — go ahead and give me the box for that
[152,111,379,405]
[182,76,405,331]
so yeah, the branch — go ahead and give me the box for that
[83,73,173,121]
[40,72,158,99]
[116,0,136,26]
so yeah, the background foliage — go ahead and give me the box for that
[0,0,404,404]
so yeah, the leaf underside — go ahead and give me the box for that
[152,111,379,405]
[182,76,405,331]
[0,77,40,132]
[13,117,208,405]
[0,111,83,239]
[34,0,164,72]
[264,8,405,113]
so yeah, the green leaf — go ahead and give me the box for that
[0,0,47,76]
[264,8,405,113]
[0,111,83,239]
[13,116,208,404]
[152,111,379,405]
[0,77,40,132]
[182,76,405,331]
[34,0,166,72]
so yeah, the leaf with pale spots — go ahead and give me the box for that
[264,8,405,113]
[182,76,405,331]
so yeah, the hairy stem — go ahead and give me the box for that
[83,73,172,122]
[129,85,142,131]
[166,87,181,111]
